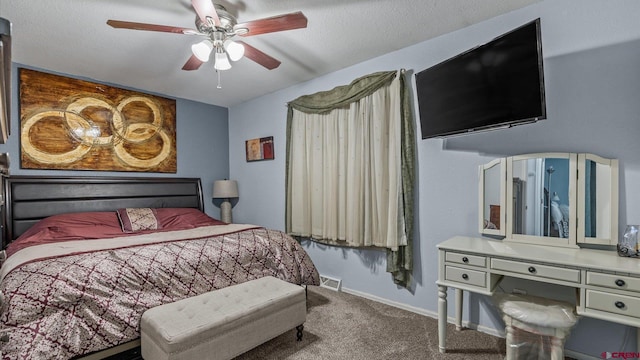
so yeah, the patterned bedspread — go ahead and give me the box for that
[0,225,320,359]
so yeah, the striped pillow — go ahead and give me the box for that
[116,208,161,233]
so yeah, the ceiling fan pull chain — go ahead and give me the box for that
[217,70,222,89]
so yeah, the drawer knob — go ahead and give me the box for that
[528,266,536,274]
[462,274,469,280]
[615,301,626,309]
[615,279,626,287]
[462,257,469,263]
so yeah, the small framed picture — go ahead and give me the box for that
[245,136,274,162]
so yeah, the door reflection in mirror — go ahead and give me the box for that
[512,157,570,238]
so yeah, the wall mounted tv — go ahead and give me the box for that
[416,18,546,139]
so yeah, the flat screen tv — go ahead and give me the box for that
[416,18,546,139]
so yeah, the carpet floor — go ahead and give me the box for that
[235,286,508,359]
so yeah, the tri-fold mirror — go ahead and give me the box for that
[479,153,618,248]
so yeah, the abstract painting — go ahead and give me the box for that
[19,68,177,172]
[245,136,274,162]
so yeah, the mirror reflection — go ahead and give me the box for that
[483,164,501,230]
[584,159,612,239]
[481,152,617,247]
[511,157,570,238]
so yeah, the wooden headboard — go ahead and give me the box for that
[2,176,204,248]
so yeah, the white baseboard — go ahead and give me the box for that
[341,287,433,317]
[341,286,499,335]
[339,286,599,360]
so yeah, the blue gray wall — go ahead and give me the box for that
[228,1,640,357]
[0,63,230,217]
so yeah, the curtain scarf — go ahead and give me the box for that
[285,70,416,288]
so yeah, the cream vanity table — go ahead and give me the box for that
[436,153,640,353]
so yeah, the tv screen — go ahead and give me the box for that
[416,19,546,139]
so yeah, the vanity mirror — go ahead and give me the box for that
[478,158,506,236]
[479,152,618,248]
[577,153,619,245]
[506,153,577,247]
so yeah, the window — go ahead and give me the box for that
[285,70,415,287]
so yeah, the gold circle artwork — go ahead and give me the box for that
[22,95,172,169]
[21,110,93,164]
[19,68,177,173]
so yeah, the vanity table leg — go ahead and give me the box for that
[438,285,448,353]
[504,321,515,360]
[549,336,564,360]
[455,288,463,330]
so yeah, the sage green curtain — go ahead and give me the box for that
[285,70,416,288]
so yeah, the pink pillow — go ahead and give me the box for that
[6,208,225,258]
[6,212,125,257]
[154,208,225,228]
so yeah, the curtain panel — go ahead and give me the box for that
[285,70,415,287]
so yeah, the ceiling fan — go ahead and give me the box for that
[107,0,307,76]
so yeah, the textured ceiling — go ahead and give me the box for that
[2,0,540,107]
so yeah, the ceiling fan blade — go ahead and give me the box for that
[191,0,221,27]
[182,54,204,71]
[237,41,281,70]
[107,20,199,35]
[235,12,307,36]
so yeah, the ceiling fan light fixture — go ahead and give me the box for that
[224,39,245,61]
[107,2,308,72]
[192,39,214,62]
[214,51,232,71]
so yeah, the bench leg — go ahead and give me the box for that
[296,324,304,341]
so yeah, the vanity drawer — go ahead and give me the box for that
[445,252,486,268]
[586,290,640,319]
[445,266,486,288]
[491,258,580,283]
[587,272,640,293]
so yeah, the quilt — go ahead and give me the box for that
[0,223,319,359]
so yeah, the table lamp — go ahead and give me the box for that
[0,152,9,174]
[213,180,238,223]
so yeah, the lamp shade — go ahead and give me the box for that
[213,180,239,199]
[192,39,214,62]
[214,51,232,70]
[224,39,245,61]
[0,152,10,171]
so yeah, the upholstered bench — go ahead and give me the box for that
[140,276,307,360]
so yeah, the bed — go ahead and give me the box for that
[0,176,320,359]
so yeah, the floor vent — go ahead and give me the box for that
[319,275,342,291]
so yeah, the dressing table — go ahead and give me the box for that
[437,153,638,353]
[437,236,640,353]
